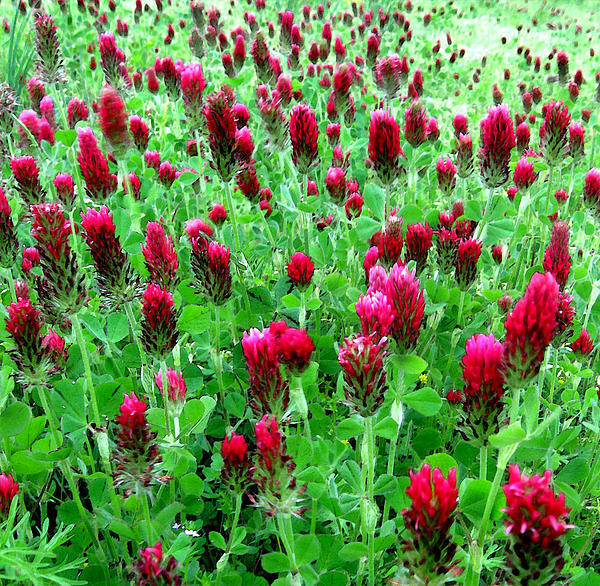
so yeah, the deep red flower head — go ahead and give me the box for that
[158,161,177,187]
[98,86,130,155]
[203,88,238,182]
[478,104,516,188]
[539,100,571,166]
[455,238,482,290]
[404,99,428,147]
[142,222,178,291]
[567,122,585,162]
[345,192,364,220]
[5,298,45,374]
[426,117,439,142]
[117,391,148,433]
[10,156,45,205]
[503,272,559,387]
[436,157,456,196]
[242,327,288,417]
[492,245,504,264]
[386,264,425,351]
[155,368,186,403]
[67,97,89,128]
[570,329,593,357]
[190,238,232,305]
[222,432,248,468]
[0,187,17,269]
[405,222,433,273]
[462,333,505,408]
[513,157,537,190]
[375,55,408,101]
[53,173,75,208]
[289,103,319,174]
[355,290,395,342]
[77,127,116,201]
[180,62,206,128]
[287,252,314,289]
[368,109,403,185]
[276,327,315,375]
[0,473,19,520]
[456,133,474,178]
[403,464,458,539]
[144,149,161,170]
[255,415,282,471]
[378,215,404,267]
[516,122,530,152]
[140,284,179,359]
[326,122,341,146]
[453,113,468,137]
[543,220,571,289]
[325,166,346,203]
[133,542,181,585]
[502,465,572,550]
[338,333,388,416]
[129,115,149,151]
[583,168,600,210]
[232,102,250,129]
[208,203,227,226]
[185,218,213,240]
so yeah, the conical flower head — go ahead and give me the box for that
[81,206,140,305]
[569,122,585,161]
[513,157,537,190]
[67,98,88,128]
[435,228,460,273]
[189,237,232,306]
[10,156,45,205]
[539,100,571,167]
[436,157,456,196]
[155,368,186,417]
[53,173,75,209]
[338,333,388,416]
[503,272,559,388]
[221,432,251,491]
[377,215,404,267]
[478,105,516,188]
[375,55,408,101]
[543,220,571,289]
[98,33,126,89]
[502,465,572,584]
[141,222,179,292]
[99,86,130,156]
[0,187,18,268]
[405,222,433,273]
[180,62,206,129]
[400,464,458,583]
[455,238,482,291]
[583,168,600,212]
[140,284,178,359]
[287,252,314,290]
[571,329,594,357]
[202,88,238,182]
[368,109,403,185]
[77,127,117,202]
[355,290,395,342]
[456,133,474,178]
[386,264,425,351]
[404,99,428,147]
[252,415,306,516]
[30,202,87,316]
[458,333,506,443]
[133,542,181,586]
[129,116,149,151]
[34,11,64,83]
[289,104,319,175]
[0,473,19,521]
[113,392,164,497]
[242,327,288,418]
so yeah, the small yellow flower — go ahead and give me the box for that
[419,374,428,384]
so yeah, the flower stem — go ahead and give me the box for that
[71,313,101,427]
[160,359,172,437]
[276,513,298,577]
[473,187,495,240]
[290,375,310,440]
[362,416,376,586]
[479,444,487,481]
[142,491,155,543]
[215,492,243,586]
[213,304,229,427]
[124,301,146,370]
[4,268,16,303]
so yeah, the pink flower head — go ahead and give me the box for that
[0,473,19,520]
[453,113,468,137]
[378,215,404,267]
[155,368,186,405]
[456,133,474,178]
[208,203,227,226]
[67,98,89,129]
[427,117,439,142]
[77,127,116,201]
[53,173,75,208]
[539,100,571,166]
[133,542,181,585]
[345,192,364,219]
[455,238,482,290]
[355,290,395,342]
[543,220,571,289]
[287,252,314,290]
[478,105,516,188]
[10,156,45,205]
[375,55,408,101]
[503,465,572,550]
[516,122,530,152]
[583,168,600,211]
[503,272,559,387]
[141,222,179,291]
[569,122,585,161]
[180,61,206,128]
[325,166,346,203]
[405,222,433,273]
[140,284,178,359]
[571,329,594,357]
[129,115,149,151]
[289,104,319,175]
[386,264,425,351]
[436,156,456,196]
[404,99,428,147]
[338,333,388,416]
[368,109,403,185]
[513,157,537,190]
[185,218,213,239]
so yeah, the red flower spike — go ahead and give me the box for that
[456,133,474,178]
[77,127,117,202]
[571,329,594,357]
[569,122,585,161]
[386,264,425,351]
[455,238,482,291]
[141,222,179,292]
[543,220,571,289]
[513,157,537,190]
[129,116,149,151]
[189,237,232,306]
[0,187,18,269]
[277,327,315,375]
[478,105,516,188]
[368,109,404,185]
[355,290,395,342]
[242,327,288,418]
[502,465,572,583]
[133,542,181,585]
[405,222,433,273]
[401,464,459,582]
[140,284,179,359]
[539,100,571,167]
[180,61,206,129]
[81,206,139,305]
[436,157,456,196]
[0,473,19,520]
[289,103,319,175]
[287,252,314,290]
[338,333,388,416]
[53,173,75,209]
[10,156,46,205]
[99,86,130,156]
[503,272,559,388]
[404,99,428,147]
[221,432,251,491]
[34,11,64,83]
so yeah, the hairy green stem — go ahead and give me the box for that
[215,492,243,586]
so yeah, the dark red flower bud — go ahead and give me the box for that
[140,284,178,359]
[287,252,314,289]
